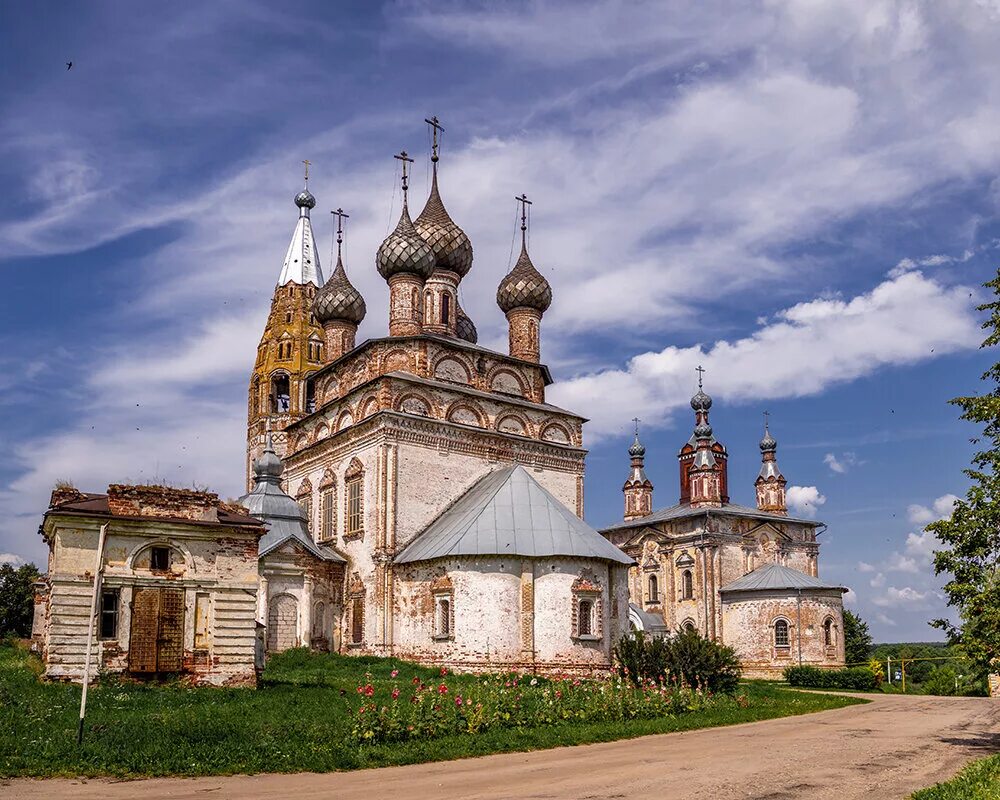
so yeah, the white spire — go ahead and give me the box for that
[277,168,325,287]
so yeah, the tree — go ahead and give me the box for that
[0,562,41,638]
[927,269,1000,678]
[842,610,873,665]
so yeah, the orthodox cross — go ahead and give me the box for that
[302,159,311,185]
[394,150,414,194]
[763,410,770,431]
[516,192,532,247]
[425,116,444,163]
[696,365,706,388]
[331,208,349,261]
[632,417,641,437]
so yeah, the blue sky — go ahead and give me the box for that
[2,0,1000,642]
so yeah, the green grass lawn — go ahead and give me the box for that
[911,753,1000,800]
[0,643,865,778]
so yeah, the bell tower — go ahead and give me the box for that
[247,163,327,488]
[755,413,787,514]
[623,418,653,520]
[678,367,729,506]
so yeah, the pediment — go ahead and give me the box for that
[622,527,667,550]
[744,521,792,543]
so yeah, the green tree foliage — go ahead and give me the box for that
[927,270,1000,677]
[614,628,742,694]
[842,610,873,664]
[0,563,41,638]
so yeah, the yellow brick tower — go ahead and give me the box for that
[247,165,327,488]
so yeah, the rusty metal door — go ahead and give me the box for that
[129,588,160,673]
[128,587,185,674]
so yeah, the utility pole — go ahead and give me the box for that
[78,522,109,745]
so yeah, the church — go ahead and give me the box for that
[245,121,632,674]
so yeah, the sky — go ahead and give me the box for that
[2,0,1000,642]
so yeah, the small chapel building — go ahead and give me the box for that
[245,123,632,674]
[600,385,848,678]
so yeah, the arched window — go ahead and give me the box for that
[683,620,697,634]
[271,374,290,412]
[436,597,451,638]
[345,459,364,539]
[578,599,593,636]
[319,478,336,542]
[823,618,834,647]
[441,293,451,325]
[681,569,694,600]
[774,619,790,648]
[305,376,317,413]
[647,574,659,603]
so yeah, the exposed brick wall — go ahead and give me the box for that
[106,484,220,522]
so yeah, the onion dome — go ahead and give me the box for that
[314,254,366,325]
[456,302,478,343]
[694,422,713,439]
[295,189,316,210]
[253,433,283,483]
[628,432,646,458]
[690,387,712,411]
[760,425,777,453]
[415,168,473,277]
[497,241,552,313]
[376,200,435,280]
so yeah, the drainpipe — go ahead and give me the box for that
[78,521,109,745]
[796,588,803,667]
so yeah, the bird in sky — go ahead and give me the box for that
[66,62,73,70]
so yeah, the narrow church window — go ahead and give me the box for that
[774,619,790,648]
[441,293,451,325]
[823,618,834,647]
[683,621,696,634]
[320,487,335,541]
[347,476,362,536]
[305,377,316,413]
[351,597,364,644]
[298,494,312,532]
[99,589,119,639]
[681,569,693,600]
[435,597,451,638]
[578,599,594,636]
[272,375,290,412]
[150,546,170,571]
[647,574,659,603]
[285,312,293,324]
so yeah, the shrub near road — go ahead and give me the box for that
[0,644,864,778]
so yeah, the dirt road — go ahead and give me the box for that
[5,693,998,800]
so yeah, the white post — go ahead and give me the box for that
[78,522,109,745]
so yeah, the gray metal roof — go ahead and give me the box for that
[720,562,846,593]
[601,501,821,532]
[628,603,669,633]
[239,438,343,563]
[395,465,633,565]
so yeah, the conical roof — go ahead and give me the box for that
[497,241,552,313]
[395,466,633,565]
[377,199,435,280]
[314,253,366,324]
[278,190,325,286]
[414,168,473,277]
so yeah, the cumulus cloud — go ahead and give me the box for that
[786,486,827,518]
[843,588,857,606]
[550,270,980,437]
[824,452,860,474]
[870,572,886,589]
[0,553,24,566]
[875,612,897,627]
[885,552,920,574]
[873,586,933,609]
[907,494,960,526]
[857,561,876,573]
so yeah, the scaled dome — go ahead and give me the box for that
[456,303,478,344]
[253,435,284,481]
[496,243,552,314]
[314,256,366,325]
[690,388,712,411]
[295,190,316,210]
[760,427,777,453]
[414,172,473,277]
[376,203,435,280]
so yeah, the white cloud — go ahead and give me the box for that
[824,452,861,474]
[858,561,876,573]
[905,529,940,562]
[0,553,24,566]
[885,552,920,574]
[875,612,897,627]
[870,572,886,588]
[843,588,857,606]
[872,586,932,608]
[907,494,960,526]
[786,485,827,518]
[550,270,980,437]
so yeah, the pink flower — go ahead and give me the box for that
[455,696,463,706]
[440,667,448,676]
[356,686,364,694]
[391,669,399,678]
[438,683,449,694]
[364,684,375,696]
[391,688,400,700]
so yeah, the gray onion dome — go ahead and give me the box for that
[414,171,473,277]
[690,388,713,411]
[456,302,478,343]
[628,433,646,458]
[314,255,366,325]
[497,242,552,313]
[295,189,316,210]
[376,202,435,280]
[694,422,713,439]
[760,426,777,453]
[253,434,284,482]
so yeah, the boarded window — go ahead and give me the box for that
[194,592,211,649]
[320,487,335,541]
[351,597,364,644]
[99,590,119,639]
[774,619,790,648]
[347,477,362,536]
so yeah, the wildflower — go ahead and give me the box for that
[555,690,562,699]
[412,675,420,685]
[391,688,400,700]
[455,695,463,706]
[391,669,399,678]
[364,684,375,696]
[438,683,449,694]
[356,686,364,694]
[359,706,366,714]
[440,667,448,676]
[530,678,538,686]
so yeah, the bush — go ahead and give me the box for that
[614,629,742,695]
[784,665,880,690]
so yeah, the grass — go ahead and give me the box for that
[0,644,865,778]
[911,753,1000,800]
